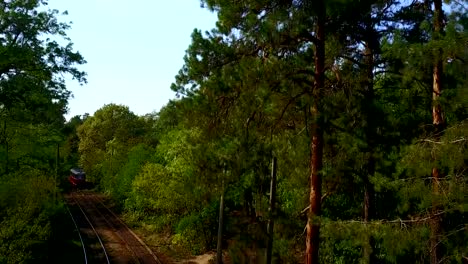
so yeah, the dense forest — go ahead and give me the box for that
[1,0,467,263]
[0,0,87,262]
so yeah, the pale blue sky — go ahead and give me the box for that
[46,0,217,119]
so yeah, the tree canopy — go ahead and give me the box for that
[1,0,467,263]
[0,0,86,262]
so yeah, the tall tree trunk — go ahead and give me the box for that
[306,1,325,263]
[5,140,8,175]
[363,26,377,264]
[430,0,445,263]
[363,155,376,264]
[2,120,8,175]
[432,1,444,133]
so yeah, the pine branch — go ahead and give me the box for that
[334,210,450,227]
[433,225,467,264]
[374,69,402,76]
[273,91,307,130]
[298,30,320,47]
[337,55,366,67]
[390,174,464,182]
[300,192,330,214]
[421,137,466,145]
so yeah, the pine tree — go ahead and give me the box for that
[430,0,445,262]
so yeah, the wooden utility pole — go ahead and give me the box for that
[216,181,225,264]
[55,143,60,203]
[266,157,277,264]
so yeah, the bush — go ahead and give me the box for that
[0,170,63,263]
[173,202,219,255]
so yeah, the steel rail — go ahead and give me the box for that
[77,192,141,264]
[72,192,111,264]
[66,205,88,264]
[87,193,163,264]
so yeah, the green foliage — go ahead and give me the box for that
[0,0,86,92]
[172,204,218,255]
[0,0,86,262]
[111,144,153,204]
[0,171,63,264]
[77,104,145,186]
[66,0,467,261]
[128,128,214,214]
[61,115,85,171]
[130,163,184,213]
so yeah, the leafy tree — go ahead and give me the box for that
[66,0,467,262]
[166,0,468,262]
[61,115,85,171]
[77,104,146,188]
[0,1,86,262]
[0,0,86,175]
[0,171,57,264]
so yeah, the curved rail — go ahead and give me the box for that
[78,194,140,263]
[66,206,88,264]
[79,191,162,264]
[70,193,111,264]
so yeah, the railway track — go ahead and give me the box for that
[67,195,111,264]
[67,191,162,264]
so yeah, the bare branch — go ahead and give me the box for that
[420,137,466,144]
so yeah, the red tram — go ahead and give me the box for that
[68,168,86,188]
